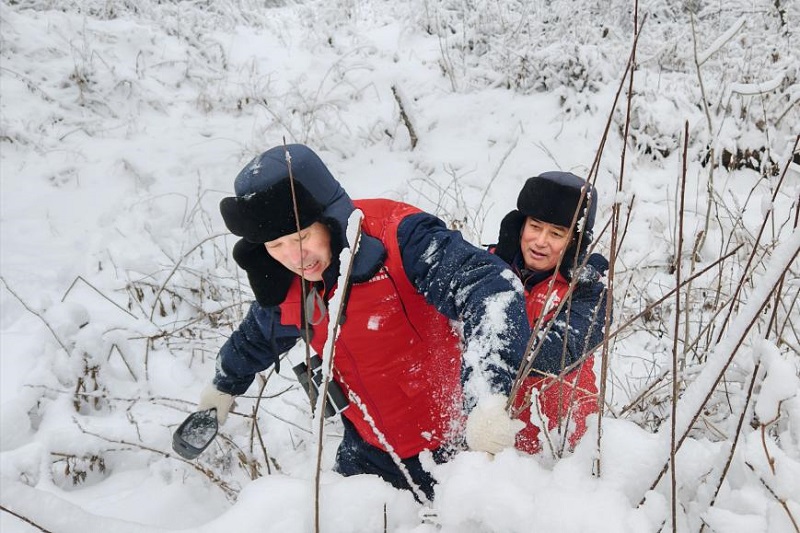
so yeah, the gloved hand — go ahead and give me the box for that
[465,394,525,454]
[198,383,234,424]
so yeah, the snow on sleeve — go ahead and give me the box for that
[461,278,521,401]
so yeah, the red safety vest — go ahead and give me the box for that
[512,272,598,454]
[280,199,463,458]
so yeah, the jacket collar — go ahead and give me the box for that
[322,233,386,289]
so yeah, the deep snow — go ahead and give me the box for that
[1,1,799,532]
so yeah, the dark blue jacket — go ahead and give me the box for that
[514,252,609,376]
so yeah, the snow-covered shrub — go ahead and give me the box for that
[411,0,798,171]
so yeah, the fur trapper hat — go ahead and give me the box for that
[517,172,596,232]
[220,179,324,244]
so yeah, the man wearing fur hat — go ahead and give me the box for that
[197,144,530,501]
[492,172,610,455]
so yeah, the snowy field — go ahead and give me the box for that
[1,1,798,532]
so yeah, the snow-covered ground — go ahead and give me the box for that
[1,1,798,531]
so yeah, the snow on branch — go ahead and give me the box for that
[637,228,800,502]
[729,75,786,96]
[697,15,747,66]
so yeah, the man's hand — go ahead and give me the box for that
[198,384,234,424]
[465,394,524,454]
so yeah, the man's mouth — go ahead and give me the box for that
[300,260,320,273]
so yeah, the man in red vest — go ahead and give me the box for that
[492,172,610,455]
[197,144,529,501]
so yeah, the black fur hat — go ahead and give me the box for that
[220,179,324,244]
[517,172,596,232]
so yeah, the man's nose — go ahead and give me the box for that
[289,246,306,265]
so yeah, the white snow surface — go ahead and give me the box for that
[1,1,799,532]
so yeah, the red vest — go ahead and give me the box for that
[280,199,463,458]
[512,273,598,454]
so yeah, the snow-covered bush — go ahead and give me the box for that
[1,0,798,531]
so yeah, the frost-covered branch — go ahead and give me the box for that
[696,16,746,66]
[638,228,800,503]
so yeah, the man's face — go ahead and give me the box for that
[519,217,572,272]
[265,222,332,281]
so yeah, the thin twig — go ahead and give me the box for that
[282,141,322,533]
[690,13,715,257]
[509,11,650,411]
[0,505,53,533]
[668,120,690,533]
[745,462,800,533]
[392,85,418,149]
[107,344,138,381]
[760,406,783,476]
[62,275,136,318]
[543,246,744,397]
[76,421,239,500]
[596,0,640,477]
[282,140,316,417]
[249,371,275,475]
[148,233,228,322]
[0,276,72,356]
[476,138,518,221]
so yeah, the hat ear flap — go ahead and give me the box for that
[494,210,526,265]
[558,228,595,281]
[232,239,295,306]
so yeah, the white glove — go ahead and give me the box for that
[465,394,525,454]
[198,384,234,424]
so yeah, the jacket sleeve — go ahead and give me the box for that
[530,253,610,377]
[396,212,530,400]
[213,301,301,395]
